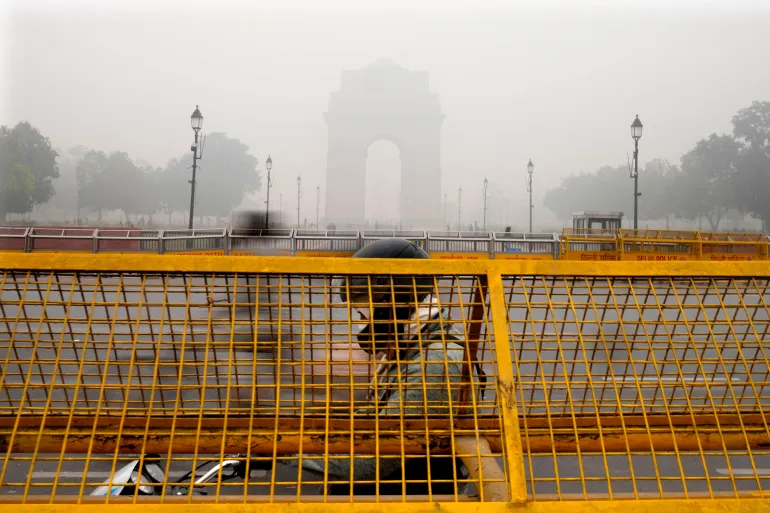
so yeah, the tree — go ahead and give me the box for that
[75,150,112,220]
[543,161,679,224]
[159,132,261,221]
[75,150,147,222]
[134,163,163,224]
[734,148,770,229]
[676,134,743,231]
[157,156,194,221]
[640,159,681,226]
[0,122,59,221]
[45,146,87,220]
[732,101,770,149]
[731,101,770,230]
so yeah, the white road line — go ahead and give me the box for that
[594,376,741,383]
[716,468,770,476]
[29,471,110,479]
[29,470,269,479]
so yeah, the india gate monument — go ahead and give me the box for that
[324,59,445,228]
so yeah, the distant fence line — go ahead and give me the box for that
[0,226,767,261]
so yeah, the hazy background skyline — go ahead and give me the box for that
[2,0,770,228]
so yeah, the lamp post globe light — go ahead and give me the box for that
[526,159,534,232]
[630,115,643,229]
[265,155,274,229]
[188,105,203,230]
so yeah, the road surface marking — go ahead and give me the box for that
[716,468,770,476]
[595,376,740,383]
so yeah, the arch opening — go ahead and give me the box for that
[365,139,402,229]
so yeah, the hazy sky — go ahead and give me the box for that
[2,0,769,227]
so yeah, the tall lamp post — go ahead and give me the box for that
[482,178,489,230]
[264,155,273,229]
[457,187,462,230]
[188,105,203,230]
[630,114,643,229]
[296,176,302,228]
[526,159,534,232]
[316,185,320,229]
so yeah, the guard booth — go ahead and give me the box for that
[572,210,624,231]
[562,211,622,261]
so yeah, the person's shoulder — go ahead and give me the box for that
[420,335,466,361]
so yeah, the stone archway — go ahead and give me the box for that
[324,59,445,228]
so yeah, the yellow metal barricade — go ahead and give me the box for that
[1,254,770,512]
[619,229,702,261]
[560,228,620,261]
[700,231,768,261]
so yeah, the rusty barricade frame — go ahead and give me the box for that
[2,254,770,512]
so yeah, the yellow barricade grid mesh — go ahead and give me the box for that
[0,269,505,503]
[0,255,769,509]
[505,275,770,500]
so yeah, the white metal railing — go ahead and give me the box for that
[0,227,563,258]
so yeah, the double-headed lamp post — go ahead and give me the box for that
[264,155,273,229]
[630,115,643,229]
[482,178,489,230]
[296,176,302,228]
[188,105,203,230]
[526,159,534,232]
[316,185,320,229]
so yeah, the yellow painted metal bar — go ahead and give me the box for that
[3,499,770,511]
[484,270,526,503]
[2,252,770,276]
